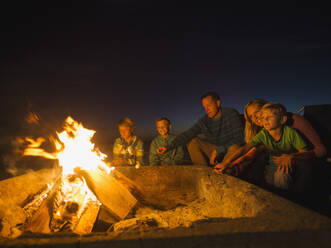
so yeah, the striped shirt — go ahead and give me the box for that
[167,108,245,154]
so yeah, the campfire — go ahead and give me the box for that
[2,117,330,246]
[1,117,140,237]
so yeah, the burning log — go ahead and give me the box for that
[97,169,146,224]
[1,117,144,237]
[113,169,146,201]
[73,201,100,234]
[21,177,59,220]
[76,168,137,221]
[22,182,56,234]
[24,199,51,234]
[49,174,100,234]
[21,171,62,234]
[20,171,101,235]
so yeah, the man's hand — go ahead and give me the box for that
[272,154,294,174]
[157,147,167,155]
[209,150,217,165]
[214,162,229,174]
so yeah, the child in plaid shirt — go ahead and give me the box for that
[112,118,144,168]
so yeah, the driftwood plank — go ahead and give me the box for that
[113,169,146,201]
[77,168,137,220]
[73,202,100,234]
[24,199,51,234]
[98,205,118,224]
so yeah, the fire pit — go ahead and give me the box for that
[0,116,330,247]
[1,165,330,248]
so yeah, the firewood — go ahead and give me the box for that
[23,174,61,234]
[75,168,137,221]
[73,201,100,234]
[24,199,51,234]
[113,169,146,201]
[98,205,118,224]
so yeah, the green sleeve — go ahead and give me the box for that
[174,145,185,165]
[149,139,160,165]
[215,146,226,155]
[136,139,144,165]
[250,130,265,147]
[291,129,307,151]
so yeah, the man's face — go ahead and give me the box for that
[119,126,133,140]
[261,109,283,131]
[156,120,170,137]
[202,96,221,119]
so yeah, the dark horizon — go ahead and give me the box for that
[1,1,331,139]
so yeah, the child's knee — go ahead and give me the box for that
[274,170,293,190]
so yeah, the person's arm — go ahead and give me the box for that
[112,138,121,160]
[214,129,265,174]
[173,146,185,165]
[135,139,144,165]
[292,148,315,161]
[149,139,161,165]
[157,120,202,154]
[214,143,254,173]
[272,128,312,174]
[230,145,265,176]
[291,114,327,158]
[112,139,127,165]
[273,148,314,174]
[215,110,245,155]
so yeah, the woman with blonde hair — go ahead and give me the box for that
[215,99,268,184]
[244,99,268,143]
[215,98,327,188]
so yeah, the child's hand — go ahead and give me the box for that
[272,154,293,174]
[157,147,167,154]
[112,158,127,166]
[209,150,217,165]
[214,162,228,174]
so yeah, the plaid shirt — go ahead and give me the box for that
[113,136,144,165]
[167,108,244,154]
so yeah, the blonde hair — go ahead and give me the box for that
[261,102,287,119]
[118,117,135,131]
[244,99,267,143]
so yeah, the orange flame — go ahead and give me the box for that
[23,116,114,176]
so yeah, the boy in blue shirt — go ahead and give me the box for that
[149,117,185,165]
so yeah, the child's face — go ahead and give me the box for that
[156,120,170,137]
[119,126,133,140]
[261,109,283,131]
[246,104,263,127]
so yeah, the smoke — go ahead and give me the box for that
[0,127,57,179]
[1,137,52,178]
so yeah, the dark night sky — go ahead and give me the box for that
[1,1,330,141]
